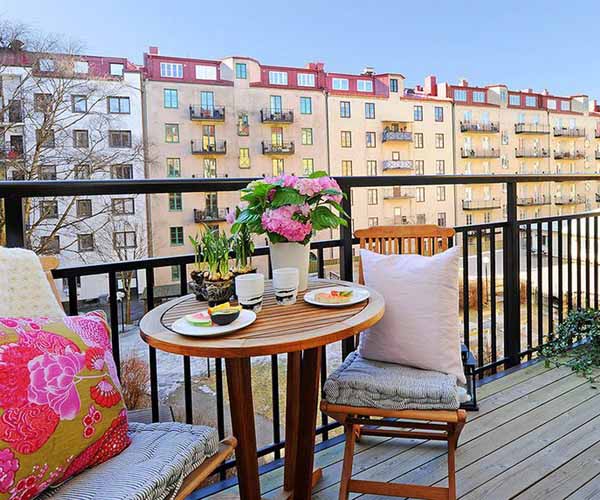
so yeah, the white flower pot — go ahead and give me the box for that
[269,241,310,292]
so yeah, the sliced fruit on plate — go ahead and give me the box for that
[210,307,241,326]
[208,302,241,315]
[315,289,353,304]
[185,311,212,327]
[331,289,353,298]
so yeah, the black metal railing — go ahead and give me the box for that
[190,140,227,155]
[382,159,414,171]
[461,148,501,159]
[382,130,412,142]
[515,148,549,158]
[517,195,550,206]
[460,121,500,133]
[260,109,294,123]
[554,150,585,160]
[515,123,551,134]
[554,194,587,205]
[261,141,295,155]
[193,208,229,223]
[2,173,600,494]
[189,105,226,121]
[553,127,586,138]
[462,198,502,210]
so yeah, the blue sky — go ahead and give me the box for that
[3,0,600,98]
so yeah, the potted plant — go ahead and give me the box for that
[231,171,347,291]
[188,234,206,300]
[227,206,256,276]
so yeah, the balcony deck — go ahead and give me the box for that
[207,361,600,499]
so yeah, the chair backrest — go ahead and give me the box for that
[355,224,456,284]
[40,255,63,306]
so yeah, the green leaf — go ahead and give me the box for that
[308,170,328,179]
[311,205,342,231]
[271,188,306,208]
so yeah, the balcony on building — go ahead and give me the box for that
[261,141,295,155]
[595,151,600,160]
[517,195,550,206]
[554,194,587,205]
[382,159,414,171]
[515,148,549,159]
[382,128,412,143]
[0,145,24,161]
[193,207,228,223]
[553,150,585,160]
[460,148,500,159]
[462,199,502,210]
[514,123,551,135]
[190,140,227,155]
[460,121,500,133]
[553,127,586,138]
[260,108,294,124]
[189,105,225,122]
[383,186,416,200]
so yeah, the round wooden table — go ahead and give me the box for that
[140,278,384,500]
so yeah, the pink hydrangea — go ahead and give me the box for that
[225,210,236,225]
[265,174,298,188]
[0,449,19,493]
[317,176,343,203]
[261,205,312,242]
[296,178,322,197]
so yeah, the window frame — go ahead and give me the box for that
[165,123,180,143]
[414,105,423,121]
[434,106,444,122]
[169,226,184,246]
[108,130,132,148]
[163,89,179,109]
[300,96,312,115]
[301,128,314,145]
[235,62,247,79]
[340,101,351,118]
[341,130,352,148]
[111,198,135,215]
[77,233,94,252]
[107,96,131,114]
[365,102,375,119]
[71,95,87,113]
[73,129,89,148]
[332,78,349,91]
[160,62,183,79]
[268,71,288,85]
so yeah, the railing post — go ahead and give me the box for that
[4,195,25,247]
[339,182,355,358]
[503,181,521,367]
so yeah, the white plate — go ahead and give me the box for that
[170,309,256,337]
[304,286,370,307]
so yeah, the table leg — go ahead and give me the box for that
[284,351,301,491]
[293,347,323,500]
[225,357,261,500]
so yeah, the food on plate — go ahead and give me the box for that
[208,302,233,315]
[185,311,212,327]
[210,306,242,326]
[315,289,354,304]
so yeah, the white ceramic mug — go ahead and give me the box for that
[273,267,299,305]
[235,273,265,313]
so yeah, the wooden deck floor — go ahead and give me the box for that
[209,361,600,499]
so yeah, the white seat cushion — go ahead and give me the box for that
[40,422,219,500]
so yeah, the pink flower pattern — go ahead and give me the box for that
[261,205,313,242]
[0,449,19,493]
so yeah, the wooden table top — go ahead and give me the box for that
[139,278,385,358]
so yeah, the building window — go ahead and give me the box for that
[340,101,351,118]
[166,158,181,177]
[165,124,179,143]
[500,89,508,103]
[367,160,377,176]
[416,214,426,224]
[365,102,375,119]
[368,217,379,227]
[38,58,55,72]
[366,131,376,148]
[237,113,249,136]
[525,95,537,107]
[164,89,178,108]
[454,89,467,101]
[113,231,136,249]
[434,106,444,122]
[40,200,58,219]
[484,212,492,224]
[195,64,217,80]
[160,62,183,78]
[509,94,521,106]
[34,93,52,112]
[108,96,130,114]
[239,148,250,169]
[390,78,398,93]
[76,199,92,217]
[357,80,373,92]
[109,63,124,77]
[272,158,284,176]
[203,158,217,178]
[367,189,378,205]
[332,78,349,90]
[171,265,180,282]
[170,227,184,246]
[341,160,352,176]
[297,73,315,87]
[341,131,352,148]
[561,100,570,111]
[40,236,60,255]
[235,62,247,79]
[111,164,133,179]
[300,97,312,114]
[74,164,91,179]
[437,186,446,201]
[40,165,57,180]
[547,99,557,110]
[36,129,55,148]
[169,193,183,211]
[269,71,288,85]
[435,133,444,149]
[437,212,447,227]
[473,91,486,103]
[466,214,473,225]
[112,198,135,215]
[414,133,424,149]
[78,234,94,252]
[301,128,313,145]
[416,187,425,202]
[415,160,424,175]
[73,130,89,148]
[302,158,314,175]
[72,95,87,113]
[414,105,423,121]
[436,160,445,174]
[270,95,282,112]
[108,130,132,148]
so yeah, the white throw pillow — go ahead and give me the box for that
[357,247,466,384]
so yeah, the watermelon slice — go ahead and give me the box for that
[185,311,212,327]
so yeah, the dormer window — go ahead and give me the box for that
[454,89,467,101]
[547,99,557,110]
[332,78,349,91]
[560,100,570,111]
[159,62,182,78]
[473,91,486,103]
[269,71,288,85]
[110,63,125,77]
[74,61,89,74]
[39,58,55,72]
[195,64,217,80]
[297,73,315,87]
[525,95,537,107]
[509,94,521,106]
[357,80,373,92]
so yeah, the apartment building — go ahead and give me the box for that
[0,46,146,300]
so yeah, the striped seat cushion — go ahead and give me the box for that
[40,422,219,500]
[323,352,460,410]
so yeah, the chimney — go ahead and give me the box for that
[416,85,423,92]
[149,46,159,55]
[459,78,469,87]
[362,66,375,76]
[424,75,437,96]
[542,89,549,96]
[307,62,324,71]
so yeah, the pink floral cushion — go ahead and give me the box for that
[0,312,129,499]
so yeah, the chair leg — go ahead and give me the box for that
[338,424,357,500]
[447,424,458,500]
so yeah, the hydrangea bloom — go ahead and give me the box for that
[261,205,312,242]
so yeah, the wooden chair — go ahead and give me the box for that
[38,255,236,498]
[321,224,467,500]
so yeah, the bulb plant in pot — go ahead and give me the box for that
[227,206,256,276]
[232,171,347,291]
